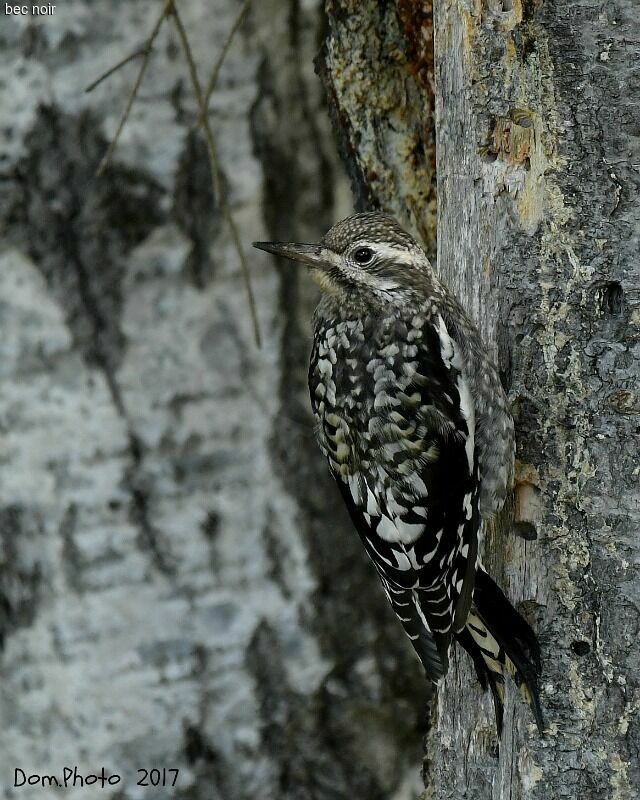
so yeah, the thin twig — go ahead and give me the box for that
[201,0,251,117]
[170,0,261,347]
[96,0,174,177]
[85,46,150,94]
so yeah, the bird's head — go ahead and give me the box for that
[253,212,434,312]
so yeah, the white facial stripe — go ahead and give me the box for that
[353,242,417,265]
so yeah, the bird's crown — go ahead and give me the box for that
[321,212,420,254]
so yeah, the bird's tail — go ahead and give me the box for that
[456,566,544,735]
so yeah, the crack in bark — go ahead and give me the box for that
[0,505,46,645]
[173,129,222,289]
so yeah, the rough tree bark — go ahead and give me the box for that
[0,3,427,799]
[322,0,640,798]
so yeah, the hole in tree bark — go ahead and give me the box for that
[513,521,538,541]
[603,281,623,315]
[571,640,591,656]
[591,280,624,317]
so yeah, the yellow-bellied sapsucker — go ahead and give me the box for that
[254,212,543,734]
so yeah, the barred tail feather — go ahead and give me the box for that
[458,567,544,735]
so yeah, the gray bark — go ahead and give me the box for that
[322,1,640,798]
[0,2,426,799]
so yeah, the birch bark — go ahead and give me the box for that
[0,3,425,798]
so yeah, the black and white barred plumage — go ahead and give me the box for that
[254,212,543,734]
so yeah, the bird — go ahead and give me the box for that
[253,212,543,735]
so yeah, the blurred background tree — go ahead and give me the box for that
[0,2,426,798]
[0,1,638,799]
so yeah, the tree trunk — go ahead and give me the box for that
[322,0,640,798]
[0,2,426,798]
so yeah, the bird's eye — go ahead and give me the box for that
[353,247,374,265]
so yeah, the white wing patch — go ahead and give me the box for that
[436,315,455,363]
[437,314,476,473]
[457,375,476,474]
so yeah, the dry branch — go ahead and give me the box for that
[93,0,174,177]
[202,0,251,118]
[86,0,261,346]
[169,0,261,346]
[84,46,149,94]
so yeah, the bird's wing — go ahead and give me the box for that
[331,316,480,682]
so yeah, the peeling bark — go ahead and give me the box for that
[320,0,437,254]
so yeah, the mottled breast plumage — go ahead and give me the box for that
[309,305,481,678]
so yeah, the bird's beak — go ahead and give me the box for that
[252,241,331,270]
